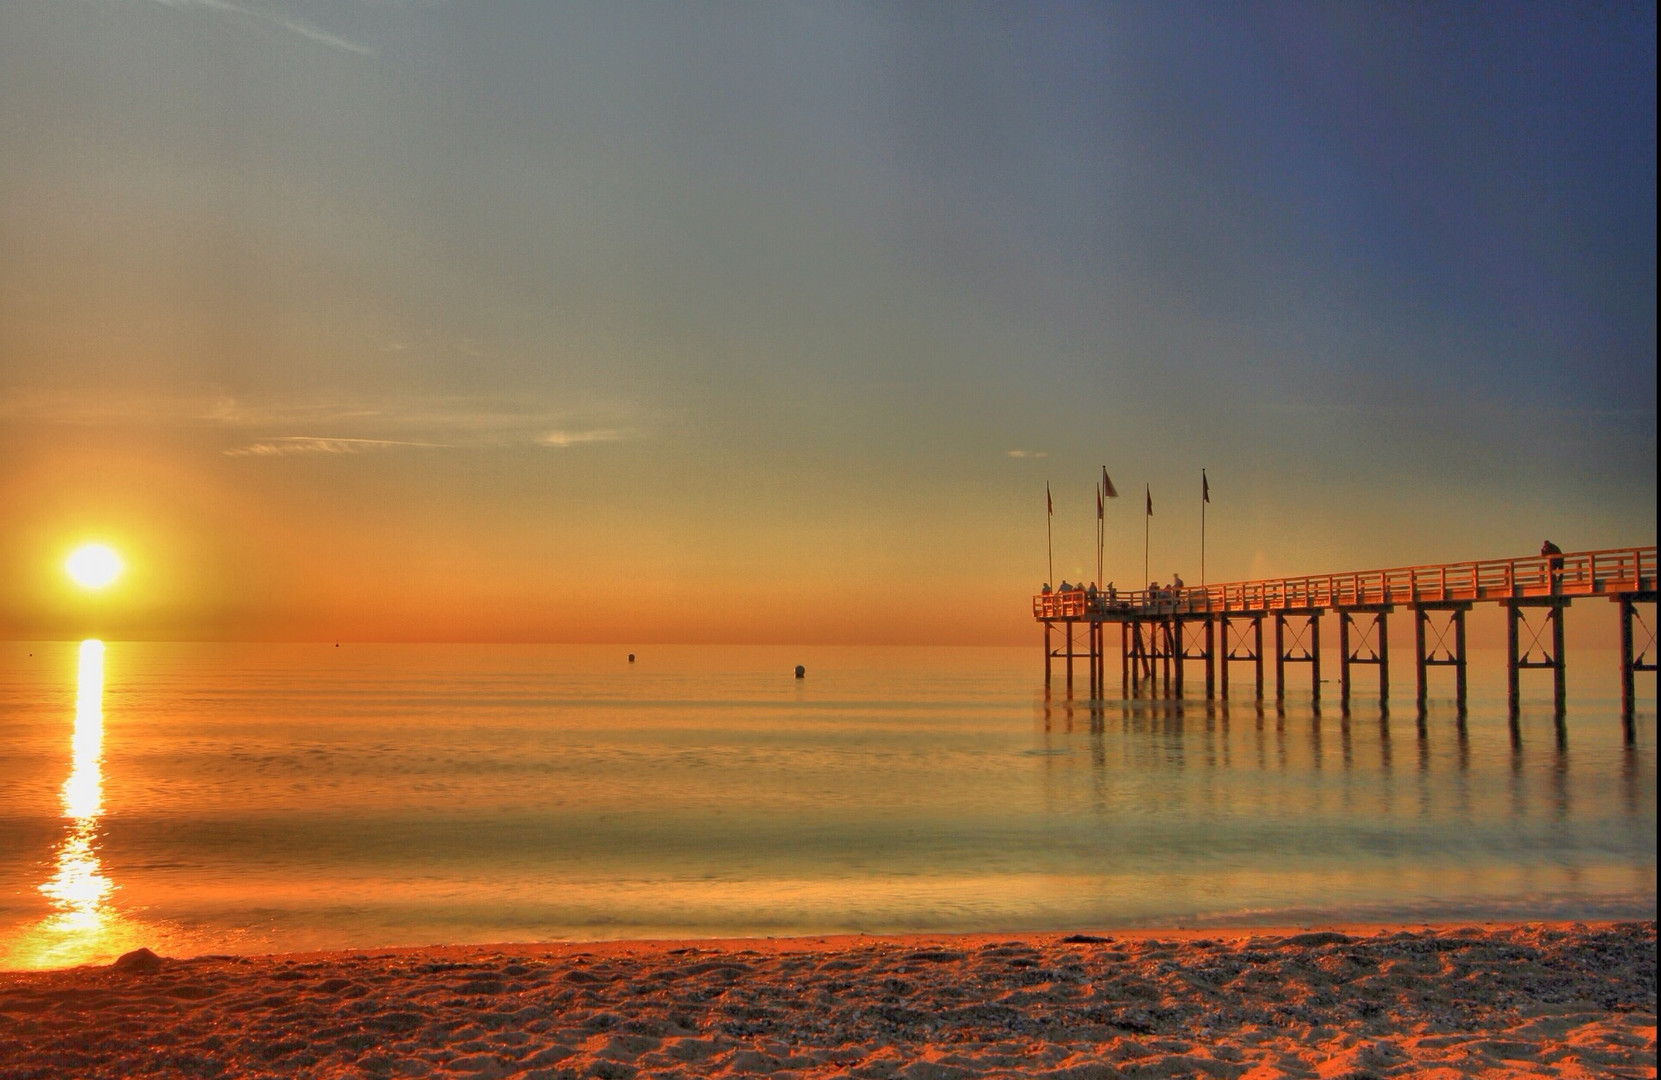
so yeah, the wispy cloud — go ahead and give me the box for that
[536,429,626,449]
[1,388,647,456]
[145,0,375,57]
[1007,449,1048,459]
[223,436,450,457]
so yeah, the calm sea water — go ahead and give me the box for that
[0,640,1653,969]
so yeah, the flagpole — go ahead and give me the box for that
[1201,469,1207,588]
[1143,484,1150,592]
[1101,467,1117,588]
[1046,483,1054,586]
[1095,483,1103,586]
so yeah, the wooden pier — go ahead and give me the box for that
[1035,546,1657,722]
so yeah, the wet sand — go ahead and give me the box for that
[0,921,1652,1079]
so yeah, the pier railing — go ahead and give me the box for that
[1033,546,1657,620]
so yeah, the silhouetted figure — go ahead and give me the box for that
[795,664,806,679]
[1541,540,1564,590]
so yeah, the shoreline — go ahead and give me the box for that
[147,915,1654,964]
[2,920,1652,1078]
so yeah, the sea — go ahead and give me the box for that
[0,640,1653,969]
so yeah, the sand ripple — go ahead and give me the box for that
[0,922,1652,1078]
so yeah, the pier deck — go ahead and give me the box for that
[1033,546,1656,723]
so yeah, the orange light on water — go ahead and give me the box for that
[40,640,113,930]
[64,640,105,820]
[0,641,129,967]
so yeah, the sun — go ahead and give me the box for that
[66,544,124,590]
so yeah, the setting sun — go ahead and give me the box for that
[65,545,123,590]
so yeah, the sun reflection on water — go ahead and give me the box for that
[37,641,114,931]
[0,640,156,969]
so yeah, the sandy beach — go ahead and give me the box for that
[0,921,1652,1079]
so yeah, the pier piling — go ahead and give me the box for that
[1412,604,1470,711]
[1337,607,1391,708]
[1274,611,1322,703]
[1505,600,1568,714]
[1616,593,1656,729]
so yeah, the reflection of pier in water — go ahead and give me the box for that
[1037,691,1607,822]
[1035,546,1656,723]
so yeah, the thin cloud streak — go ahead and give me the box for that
[223,436,450,457]
[1007,450,1048,459]
[2,390,641,435]
[536,429,627,449]
[143,0,375,56]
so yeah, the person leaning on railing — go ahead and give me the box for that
[1541,541,1564,591]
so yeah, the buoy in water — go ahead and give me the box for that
[628,653,636,663]
[794,664,806,678]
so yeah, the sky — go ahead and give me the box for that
[1,1,1655,644]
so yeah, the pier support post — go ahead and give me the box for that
[1310,613,1322,704]
[1415,609,1426,704]
[1274,615,1285,701]
[1274,610,1322,702]
[1121,623,1130,696]
[1100,622,1107,696]
[1218,615,1265,700]
[1094,622,1103,697]
[1076,621,1089,697]
[1127,621,1142,694]
[1092,622,1104,698]
[1255,616,1264,699]
[1506,603,1520,711]
[1205,617,1216,699]
[1142,620,1157,692]
[1455,607,1467,706]
[1219,618,1229,698]
[1412,604,1471,712]
[1172,620,1184,697]
[1162,621,1174,694]
[1128,622,1139,694]
[1044,621,1053,685]
[1381,614,1391,704]
[1337,607,1391,709]
[1619,597,1632,716]
[1169,614,1209,697]
[1553,604,1565,712]
[1505,600,1569,714]
[1339,613,1349,703]
[1065,620,1075,693]
[1169,617,1217,700]
[1616,592,1657,727]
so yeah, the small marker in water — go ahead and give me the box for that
[795,665,805,678]
[628,653,636,663]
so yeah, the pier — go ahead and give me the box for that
[1035,546,1657,721]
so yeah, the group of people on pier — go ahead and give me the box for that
[1040,576,1197,613]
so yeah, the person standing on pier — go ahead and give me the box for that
[1541,540,1564,590]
